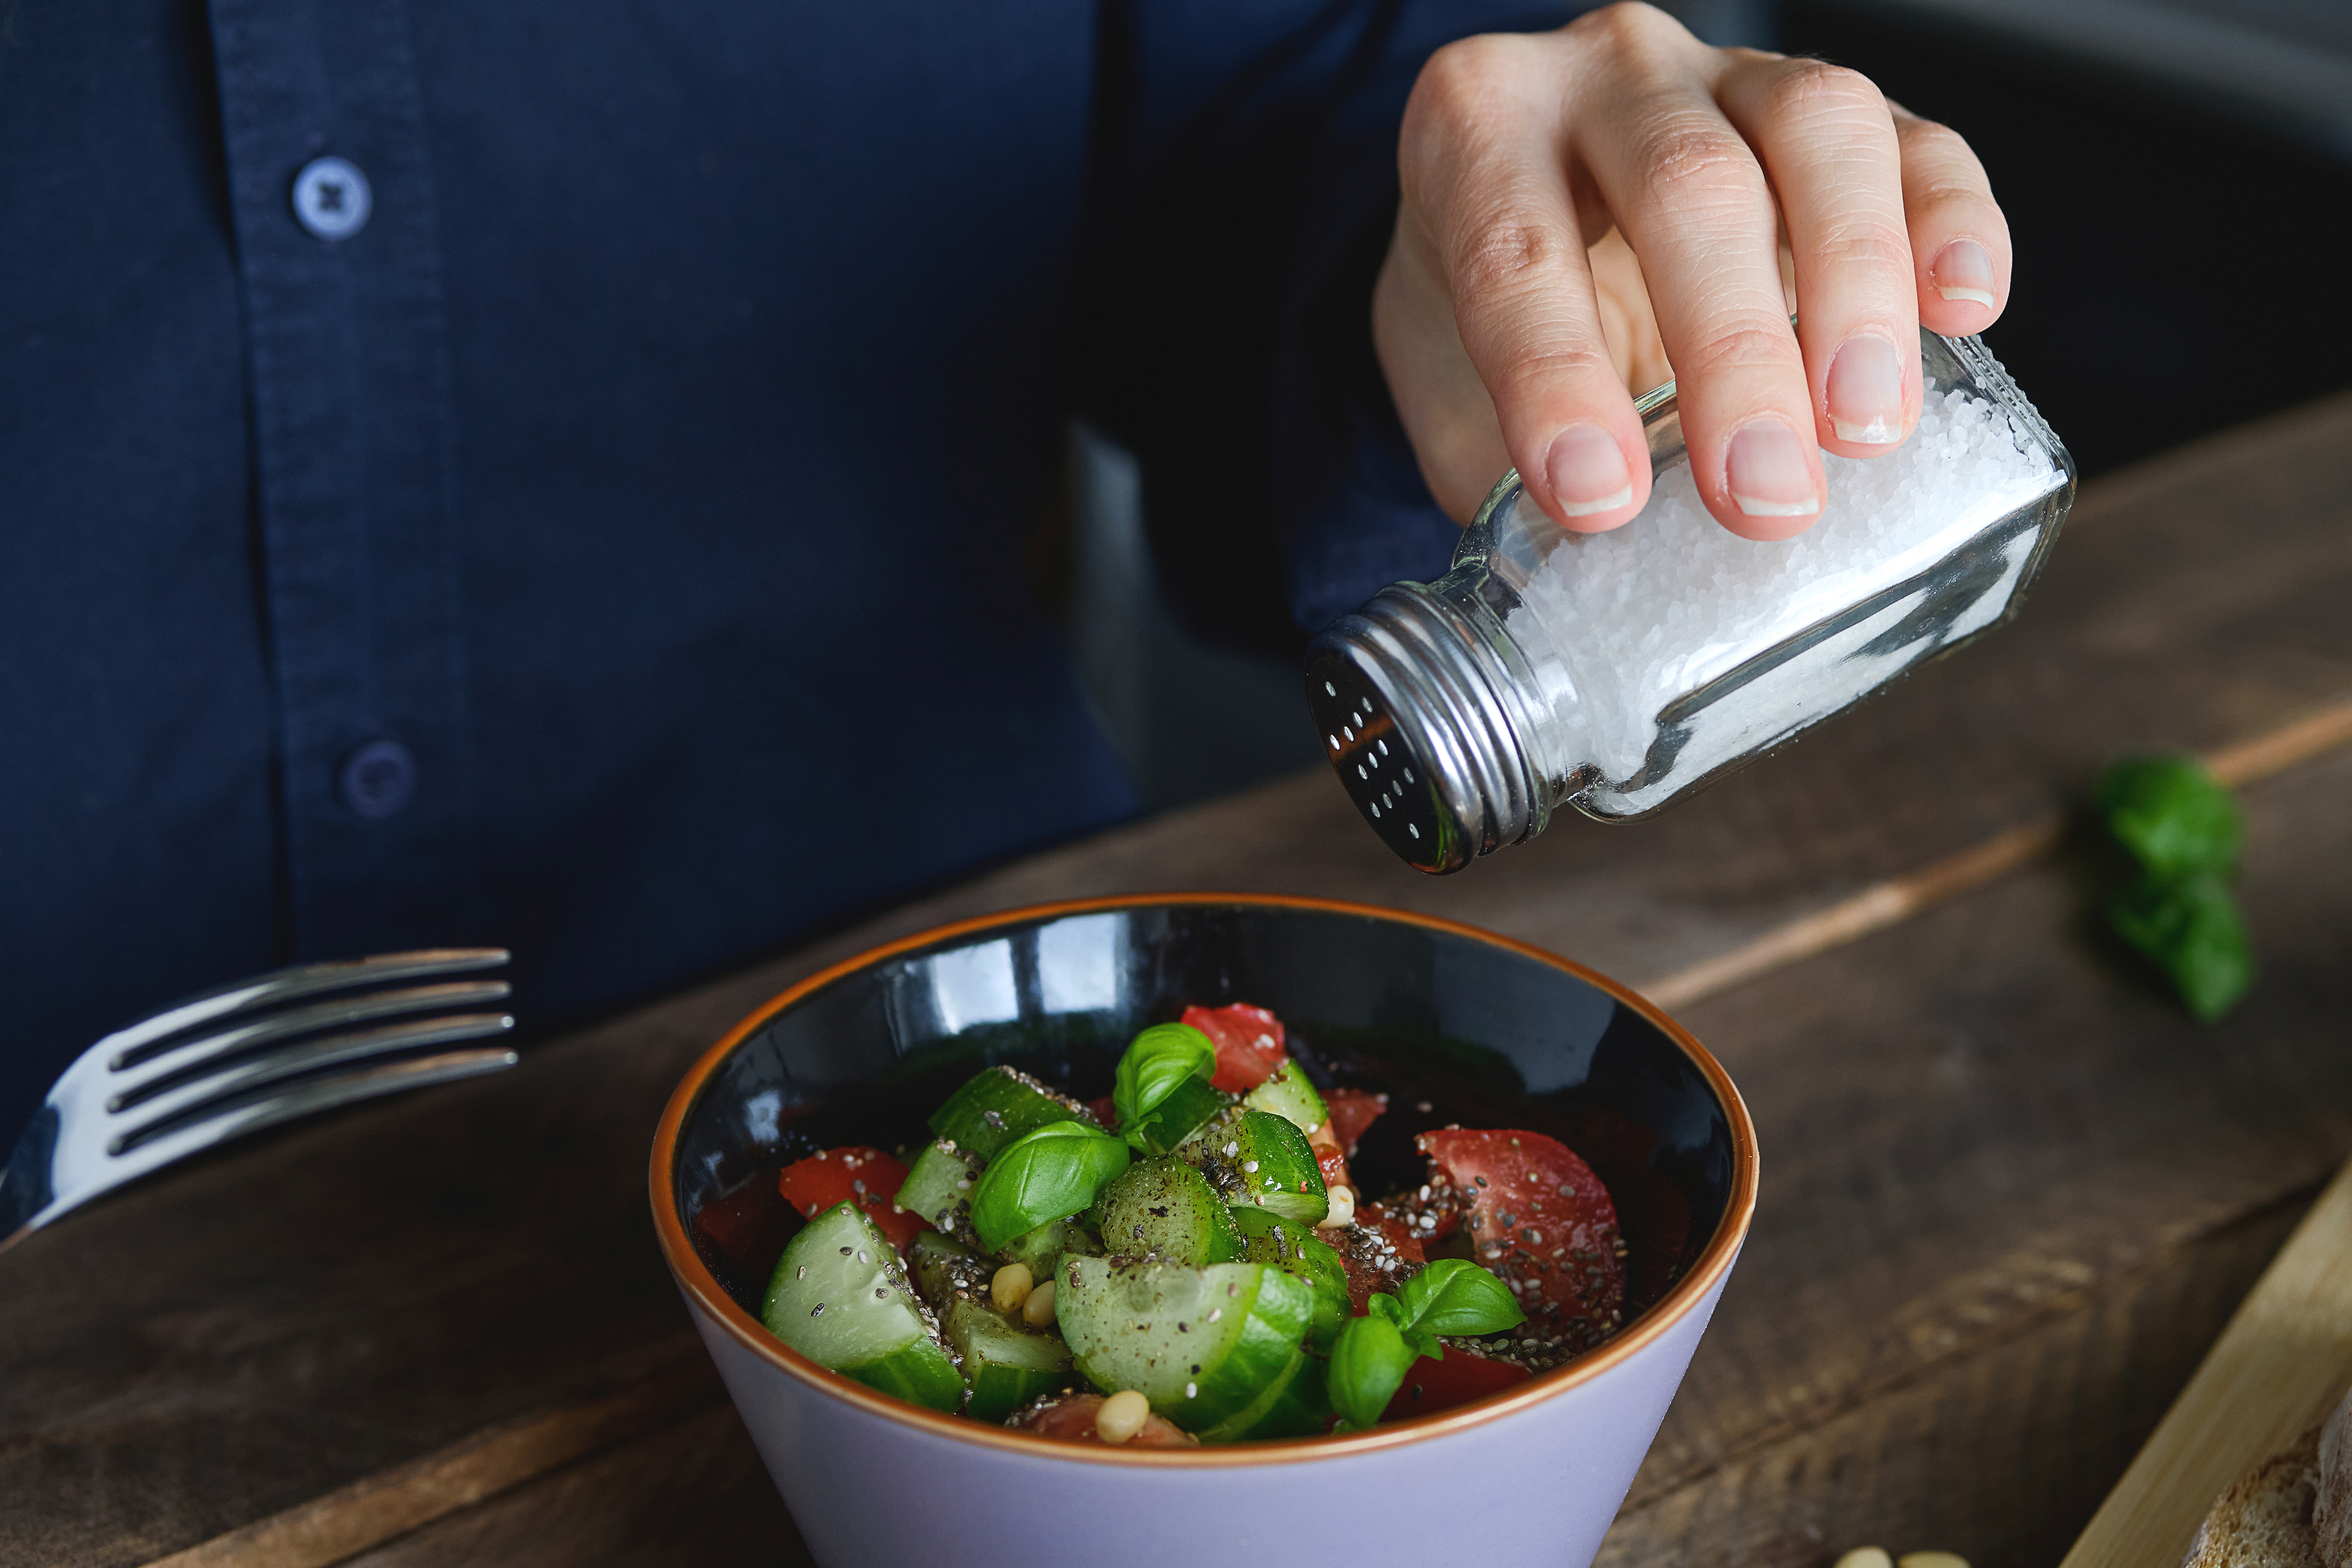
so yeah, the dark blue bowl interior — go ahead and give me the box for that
[674,902,1738,1330]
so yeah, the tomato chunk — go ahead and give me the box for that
[1181,1002,1287,1092]
[1321,1088,1387,1156]
[1327,1207,1427,1315]
[1311,1134,1352,1199]
[691,1172,796,1282]
[1382,1348,1533,1422]
[777,1146,928,1253]
[1414,1129,1625,1349]
[1007,1393,1198,1447]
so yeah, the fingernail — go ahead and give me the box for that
[1930,238,1996,307]
[1726,420,1819,518]
[1545,423,1633,517]
[1826,333,1905,445]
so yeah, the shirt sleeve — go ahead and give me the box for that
[1074,0,1582,650]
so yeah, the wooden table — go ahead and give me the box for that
[8,396,2351,1568]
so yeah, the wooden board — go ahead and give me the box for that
[0,394,2347,1567]
[2059,1156,2352,1568]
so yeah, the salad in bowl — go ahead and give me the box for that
[653,895,1756,1568]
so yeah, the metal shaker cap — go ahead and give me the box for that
[1305,582,1541,875]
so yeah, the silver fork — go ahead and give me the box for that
[1,949,517,1255]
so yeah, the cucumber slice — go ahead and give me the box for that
[1229,1207,1349,1352]
[1124,1075,1228,1155]
[763,1202,963,1411]
[909,1228,994,1315]
[1191,1347,1329,1443]
[929,1066,1094,1160]
[997,1213,1101,1280]
[1241,1057,1328,1136]
[1093,1156,1244,1267]
[1185,1108,1328,1226]
[913,1208,1101,1314]
[895,1139,983,1237]
[944,1298,1075,1421]
[1057,1257,1314,1430]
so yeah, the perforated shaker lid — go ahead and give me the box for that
[1304,651,1460,874]
[1304,583,1538,876]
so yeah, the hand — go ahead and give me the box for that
[1373,2,2009,538]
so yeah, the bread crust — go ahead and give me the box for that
[2181,1427,2323,1568]
[2315,1386,2351,1568]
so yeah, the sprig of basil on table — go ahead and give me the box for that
[967,1120,1131,1252]
[2109,872,2253,1022]
[2096,755,2254,1021]
[1110,1022,1217,1136]
[1329,1262,1527,1428]
[2097,755,2241,879]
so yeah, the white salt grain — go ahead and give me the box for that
[1506,389,2059,786]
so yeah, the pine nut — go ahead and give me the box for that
[1317,1185,1356,1229]
[1096,1389,1151,1445]
[1021,1277,1057,1329]
[1835,1551,1893,1568]
[1897,1555,1969,1568]
[990,1262,1033,1313]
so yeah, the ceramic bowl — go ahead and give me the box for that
[650,894,1758,1568]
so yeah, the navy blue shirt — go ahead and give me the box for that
[0,0,1561,1136]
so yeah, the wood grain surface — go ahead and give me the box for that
[1604,742,2352,1567]
[2059,1154,2352,1568]
[2,391,2348,1568]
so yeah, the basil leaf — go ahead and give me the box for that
[1363,1290,1442,1361]
[1112,1022,1217,1132]
[1393,1258,1527,1339]
[1121,1076,1227,1156]
[2097,755,2241,880]
[2109,872,2254,1022]
[968,1121,1131,1252]
[1327,1313,1416,1429]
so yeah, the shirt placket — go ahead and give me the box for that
[208,0,477,957]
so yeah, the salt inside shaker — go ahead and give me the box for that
[1306,327,2074,874]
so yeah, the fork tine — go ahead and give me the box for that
[15,1047,521,1241]
[106,981,513,1103]
[107,1012,516,1148]
[96,949,511,1069]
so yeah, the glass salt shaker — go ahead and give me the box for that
[1305,327,2075,874]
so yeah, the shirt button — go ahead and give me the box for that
[291,156,372,242]
[339,738,418,819]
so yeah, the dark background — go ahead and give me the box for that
[1781,0,2352,480]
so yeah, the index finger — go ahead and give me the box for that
[1398,34,1652,531]
[1576,65,1825,536]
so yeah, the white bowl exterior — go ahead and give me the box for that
[686,1246,1736,1568]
